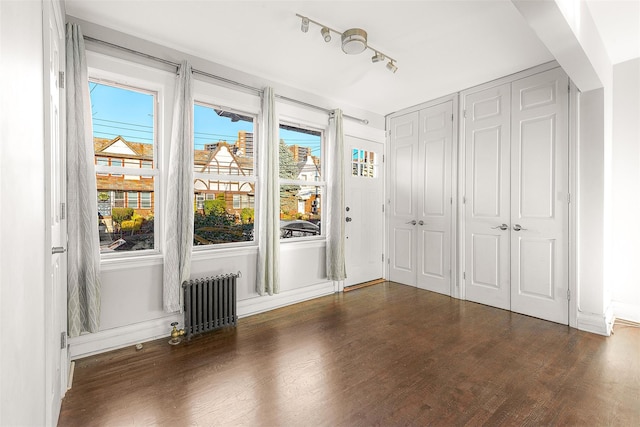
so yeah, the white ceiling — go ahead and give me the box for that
[65,0,639,116]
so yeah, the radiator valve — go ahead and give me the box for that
[169,321,185,345]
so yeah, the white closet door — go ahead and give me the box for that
[464,83,511,310]
[417,101,453,295]
[510,68,569,324]
[389,111,419,285]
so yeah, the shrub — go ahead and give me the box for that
[111,207,134,224]
[240,208,254,224]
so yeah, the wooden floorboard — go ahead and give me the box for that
[59,282,640,426]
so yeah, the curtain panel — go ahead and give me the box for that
[256,87,280,295]
[66,23,102,337]
[163,61,194,312]
[326,109,346,281]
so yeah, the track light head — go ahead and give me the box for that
[371,52,385,63]
[386,61,398,73]
[321,27,331,42]
[301,17,309,33]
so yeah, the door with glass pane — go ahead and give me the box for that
[344,137,384,287]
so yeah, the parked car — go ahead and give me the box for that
[280,220,320,238]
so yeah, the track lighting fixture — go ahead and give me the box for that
[321,27,331,42]
[371,52,385,63]
[296,13,398,73]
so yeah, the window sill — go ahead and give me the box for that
[100,252,163,271]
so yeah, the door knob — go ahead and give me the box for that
[418,220,424,226]
[406,220,417,225]
[345,217,352,222]
[513,224,527,231]
[52,246,66,254]
[491,224,509,231]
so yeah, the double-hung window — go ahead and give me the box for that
[278,123,324,239]
[88,52,167,256]
[192,102,257,247]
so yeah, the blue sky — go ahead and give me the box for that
[89,82,321,157]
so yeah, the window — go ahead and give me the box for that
[192,103,256,246]
[279,124,323,239]
[90,80,157,254]
[141,192,152,209]
[127,191,139,208]
[352,149,377,178]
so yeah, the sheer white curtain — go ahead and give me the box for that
[326,109,346,280]
[256,87,280,295]
[163,61,194,312]
[66,23,102,337]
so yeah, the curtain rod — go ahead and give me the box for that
[83,35,369,125]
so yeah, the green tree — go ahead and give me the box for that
[203,194,226,217]
[279,139,300,217]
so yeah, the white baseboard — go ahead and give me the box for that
[69,313,181,360]
[237,281,335,318]
[69,282,335,360]
[577,307,614,336]
[612,301,640,324]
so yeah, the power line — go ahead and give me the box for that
[94,117,153,129]
[93,123,154,135]
[93,131,153,142]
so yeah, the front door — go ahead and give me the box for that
[44,1,67,425]
[344,137,384,287]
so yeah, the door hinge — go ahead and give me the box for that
[567,289,571,300]
[382,154,385,163]
[387,129,391,138]
[463,272,466,280]
[382,204,385,213]
[387,258,390,265]
[450,197,453,205]
[462,196,466,204]
[567,193,571,204]
[463,109,467,119]
[451,113,454,122]
[61,202,66,220]
[60,332,67,350]
[568,83,571,93]
[59,71,65,89]
[382,253,384,262]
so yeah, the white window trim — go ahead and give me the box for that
[87,50,174,262]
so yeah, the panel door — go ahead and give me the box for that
[389,111,419,285]
[464,83,511,310]
[510,68,569,324]
[416,101,453,295]
[44,1,67,425]
[344,137,385,287]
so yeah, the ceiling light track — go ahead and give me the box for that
[296,13,398,73]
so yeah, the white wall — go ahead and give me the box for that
[0,1,47,425]
[67,17,385,359]
[611,58,640,322]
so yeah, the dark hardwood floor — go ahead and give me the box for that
[59,282,640,426]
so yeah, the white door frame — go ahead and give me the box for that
[43,1,67,425]
[385,93,459,296]
[458,61,578,327]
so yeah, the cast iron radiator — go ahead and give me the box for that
[182,272,239,339]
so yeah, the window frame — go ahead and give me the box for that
[278,119,326,242]
[87,50,171,261]
[191,80,261,251]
